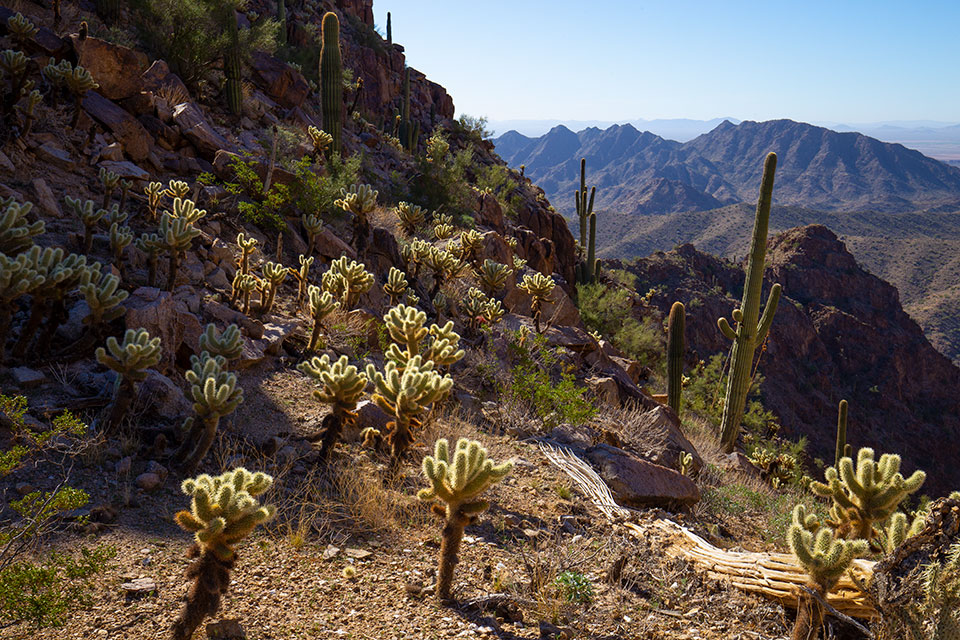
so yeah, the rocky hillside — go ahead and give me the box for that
[612,224,960,496]
[495,119,960,215]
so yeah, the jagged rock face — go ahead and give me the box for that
[614,225,960,495]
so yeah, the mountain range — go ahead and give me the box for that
[494,119,960,216]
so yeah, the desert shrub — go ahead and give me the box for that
[410,130,474,216]
[132,0,278,88]
[288,153,362,221]
[554,570,594,604]
[504,331,596,427]
[454,114,493,144]
[577,283,662,369]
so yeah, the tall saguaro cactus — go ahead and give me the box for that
[418,438,512,601]
[319,12,342,156]
[224,9,242,116]
[574,158,598,284]
[667,301,685,415]
[834,399,848,469]
[717,152,782,453]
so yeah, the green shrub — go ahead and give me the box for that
[554,570,594,604]
[577,283,663,369]
[131,0,277,88]
[411,130,474,216]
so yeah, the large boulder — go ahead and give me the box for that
[71,36,147,100]
[584,443,700,509]
[140,60,191,105]
[82,91,153,162]
[249,51,309,109]
[504,273,581,328]
[172,102,234,159]
[136,369,191,420]
[612,405,703,474]
[124,287,199,373]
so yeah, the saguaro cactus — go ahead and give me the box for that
[224,9,242,115]
[667,301,685,414]
[717,152,782,453]
[96,328,162,430]
[171,468,275,640]
[365,357,453,462]
[574,158,598,284]
[518,272,555,334]
[418,438,512,601]
[176,353,244,472]
[787,505,868,640]
[386,11,392,44]
[810,447,925,543]
[319,12,342,156]
[298,354,368,460]
[835,399,848,469]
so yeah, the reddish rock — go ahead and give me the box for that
[0,6,68,56]
[124,287,198,373]
[31,178,61,218]
[83,91,153,162]
[71,36,147,101]
[615,405,703,473]
[477,191,504,233]
[172,102,233,159]
[249,51,309,109]
[585,443,700,509]
[140,60,191,104]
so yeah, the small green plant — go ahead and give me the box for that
[554,570,594,604]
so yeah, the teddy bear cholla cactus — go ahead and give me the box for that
[306,285,340,351]
[64,196,106,254]
[395,202,426,235]
[307,125,333,159]
[383,266,408,306]
[301,213,322,257]
[109,222,132,280]
[810,447,925,543]
[199,323,244,361]
[158,205,204,291]
[364,357,452,462]
[96,328,162,430]
[298,354,368,460]
[518,272,555,333]
[175,353,244,472]
[98,167,120,209]
[260,261,288,313]
[171,468,275,640]
[787,504,868,640]
[381,304,464,371]
[418,438,512,600]
[335,183,377,253]
[476,259,512,297]
[81,270,128,329]
[322,256,373,309]
[1,199,44,255]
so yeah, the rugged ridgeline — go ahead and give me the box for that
[612,224,960,496]
[495,119,960,215]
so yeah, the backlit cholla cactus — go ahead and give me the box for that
[307,125,333,159]
[383,266,408,307]
[322,256,373,309]
[0,252,44,363]
[518,272,555,333]
[335,184,377,254]
[306,285,340,351]
[298,354,368,460]
[237,274,259,315]
[476,259,512,298]
[0,199,44,255]
[236,232,258,276]
[164,180,190,200]
[80,270,128,329]
[109,223,133,281]
[136,232,164,288]
[7,13,38,47]
[301,213,323,258]
[199,323,244,361]
[461,288,504,335]
[401,238,431,281]
[64,196,106,254]
[260,261,288,314]
[423,247,463,298]
[44,59,98,128]
[810,447,925,543]
[457,230,483,268]
[395,202,426,235]
[364,357,452,462]
[787,505,868,640]
[171,468,275,640]
[158,202,204,291]
[432,222,454,241]
[96,328,162,430]
[144,182,164,220]
[99,167,120,209]
[296,254,313,308]
[418,438,512,600]
[381,304,464,371]
[423,321,464,368]
[175,353,244,472]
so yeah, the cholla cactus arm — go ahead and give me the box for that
[260,261,289,313]
[135,232,162,288]
[383,267,408,306]
[423,320,464,368]
[417,438,512,600]
[64,196,105,254]
[109,223,133,280]
[307,126,333,158]
[364,358,453,461]
[810,447,926,542]
[0,252,45,363]
[518,272,555,333]
[99,167,120,208]
[7,13,38,46]
[199,323,244,361]
[238,275,258,314]
[177,353,244,472]
[383,303,428,353]
[307,285,340,350]
[170,197,207,224]
[482,299,504,326]
[96,328,162,430]
[476,259,512,297]
[458,230,483,268]
[296,254,314,307]
[236,232,258,275]
[461,288,491,334]
[0,200,44,256]
[80,271,128,327]
[144,182,164,220]
[335,184,378,217]
[297,354,368,459]
[171,468,275,640]
[433,223,454,241]
[159,212,201,291]
[395,202,426,235]
[164,180,191,200]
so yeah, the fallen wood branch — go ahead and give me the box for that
[538,441,878,619]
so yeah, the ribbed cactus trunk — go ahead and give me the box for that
[320,12,343,156]
[718,152,782,453]
[224,11,242,116]
[575,158,597,284]
[277,0,287,46]
[386,11,392,44]
[667,301,685,414]
[96,0,120,24]
[835,399,848,468]
[400,67,414,151]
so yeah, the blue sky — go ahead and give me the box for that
[372,1,959,124]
